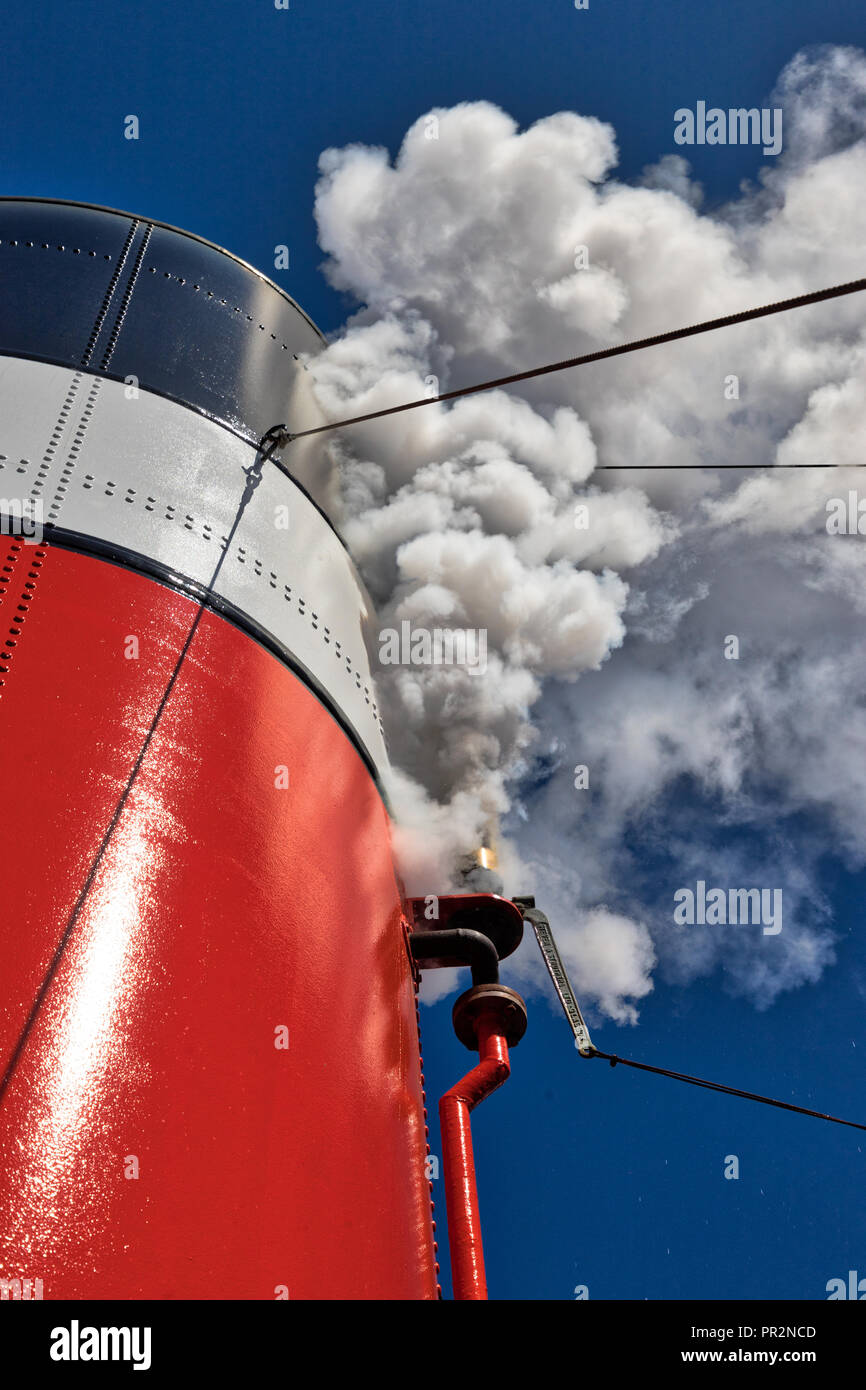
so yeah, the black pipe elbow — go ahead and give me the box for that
[409,927,500,986]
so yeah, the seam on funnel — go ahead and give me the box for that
[43,461,383,727]
[0,543,47,695]
[143,263,305,354]
[81,218,138,367]
[100,223,153,370]
[0,197,326,344]
[45,377,102,527]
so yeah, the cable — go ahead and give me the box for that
[524,904,865,1132]
[284,277,866,442]
[0,426,286,1108]
[584,1048,866,1132]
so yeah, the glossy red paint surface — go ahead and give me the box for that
[0,543,437,1300]
[440,1013,511,1301]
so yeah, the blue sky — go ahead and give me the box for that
[5,0,866,1300]
[6,0,866,337]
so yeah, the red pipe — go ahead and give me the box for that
[439,1009,511,1300]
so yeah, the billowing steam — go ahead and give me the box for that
[308,45,866,1022]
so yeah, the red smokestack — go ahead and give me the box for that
[0,199,438,1300]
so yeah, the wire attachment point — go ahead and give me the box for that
[258,423,296,454]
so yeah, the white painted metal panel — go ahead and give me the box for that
[0,354,389,776]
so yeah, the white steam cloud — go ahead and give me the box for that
[308,45,866,1024]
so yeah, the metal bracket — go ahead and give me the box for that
[515,900,596,1056]
[406,893,524,964]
